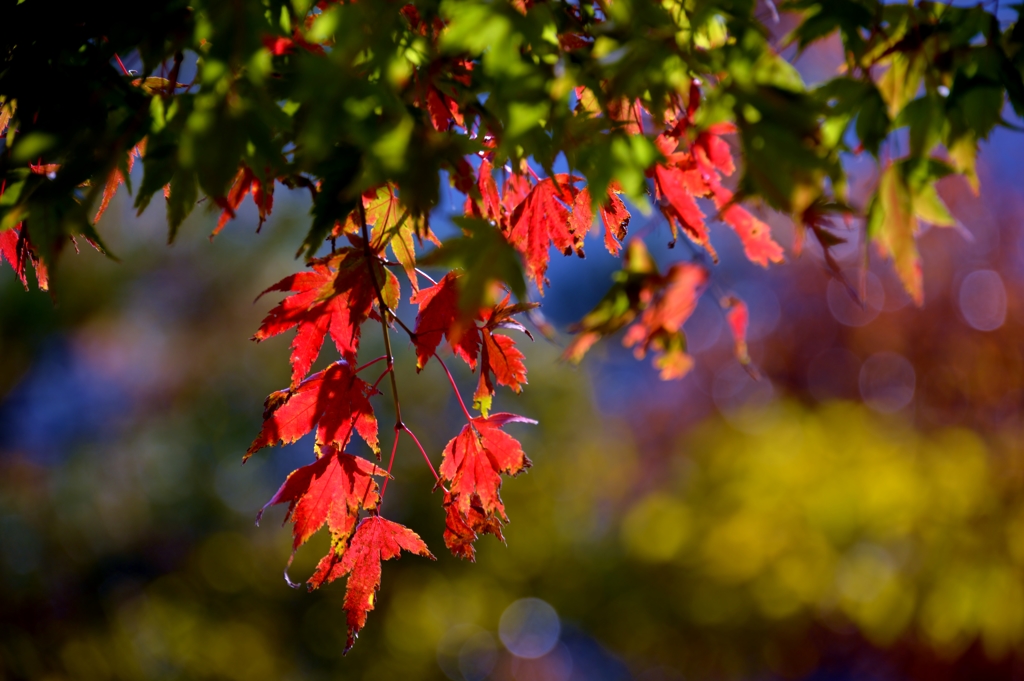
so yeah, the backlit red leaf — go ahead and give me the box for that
[721,294,753,368]
[653,164,713,257]
[622,261,709,380]
[307,516,434,653]
[426,87,451,131]
[473,330,527,414]
[506,174,582,291]
[464,159,503,224]
[213,166,275,236]
[570,185,631,257]
[412,272,481,370]
[246,361,380,459]
[94,144,142,224]
[0,228,28,289]
[443,490,504,562]
[257,445,386,549]
[0,225,48,291]
[703,172,783,267]
[695,124,736,176]
[253,249,392,386]
[440,413,535,525]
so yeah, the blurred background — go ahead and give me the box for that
[4,76,1024,681]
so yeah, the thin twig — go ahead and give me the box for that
[354,355,388,374]
[371,366,393,392]
[416,268,438,286]
[379,426,401,501]
[360,203,405,429]
[114,53,131,77]
[165,51,183,99]
[435,355,474,423]
[401,425,443,487]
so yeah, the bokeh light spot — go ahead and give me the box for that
[958,269,1007,331]
[499,598,561,659]
[437,625,498,681]
[458,631,498,681]
[620,493,691,562]
[859,352,915,413]
[682,297,723,354]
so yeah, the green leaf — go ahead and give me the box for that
[11,132,56,163]
[424,217,526,314]
[869,164,921,305]
[877,52,926,118]
[869,159,957,305]
[896,95,943,159]
[303,146,363,259]
[167,167,198,243]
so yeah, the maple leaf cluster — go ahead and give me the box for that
[244,192,544,650]
[0,6,800,655]
[649,84,784,267]
[232,85,779,647]
[0,48,777,654]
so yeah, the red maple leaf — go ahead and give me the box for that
[718,194,783,266]
[650,102,783,267]
[607,97,645,135]
[721,294,754,371]
[506,174,583,291]
[473,329,527,413]
[569,184,631,256]
[700,170,783,267]
[246,360,380,459]
[501,171,533,221]
[213,165,275,236]
[622,262,709,379]
[94,142,144,224]
[440,413,534,530]
[253,249,396,386]
[694,123,737,176]
[257,445,387,549]
[652,163,714,257]
[307,516,434,652]
[426,86,453,131]
[442,490,504,561]
[412,272,481,370]
[463,159,503,224]
[0,225,48,291]
[262,30,326,57]
[414,277,533,412]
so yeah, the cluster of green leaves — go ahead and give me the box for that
[789,0,1024,302]
[0,1,1016,274]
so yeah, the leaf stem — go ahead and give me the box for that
[371,366,392,392]
[400,424,443,487]
[114,53,131,77]
[379,425,401,501]
[354,355,388,374]
[390,310,417,340]
[415,268,438,286]
[435,355,474,424]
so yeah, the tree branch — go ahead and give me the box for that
[360,202,404,429]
